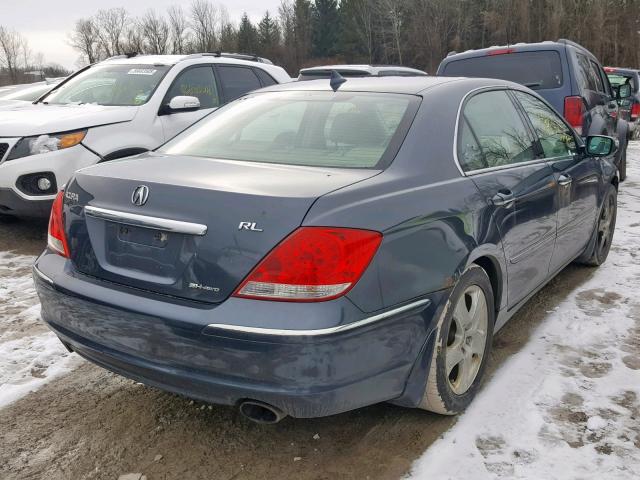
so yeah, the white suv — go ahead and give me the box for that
[0,53,291,217]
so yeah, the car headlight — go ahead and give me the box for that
[6,130,87,161]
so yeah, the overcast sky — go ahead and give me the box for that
[2,0,283,70]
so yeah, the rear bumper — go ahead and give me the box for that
[34,253,446,418]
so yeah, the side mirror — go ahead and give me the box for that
[163,96,200,114]
[586,135,616,157]
[617,84,632,100]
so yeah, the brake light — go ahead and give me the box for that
[564,96,585,136]
[48,190,70,258]
[632,103,640,121]
[233,227,382,302]
[604,67,616,73]
[487,48,514,56]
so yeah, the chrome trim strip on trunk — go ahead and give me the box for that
[204,299,431,337]
[84,206,207,236]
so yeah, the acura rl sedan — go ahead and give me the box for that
[33,76,619,423]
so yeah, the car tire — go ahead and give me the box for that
[577,184,617,267]
[419,264,495,415]
[619,145,627,182]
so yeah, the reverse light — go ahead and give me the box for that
[564,96,585,136]
[7,129,87,161]
[233,227,382,302]
[47,190,70,258]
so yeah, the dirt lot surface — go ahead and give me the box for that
[0,149,633,479]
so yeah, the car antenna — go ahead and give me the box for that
[330,70,347,92]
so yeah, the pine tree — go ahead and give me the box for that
[311,0,339,58]
[237,13,257,53]
[257,11,280,57]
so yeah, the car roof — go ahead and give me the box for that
[604,67,640,76]
[300,64,427,76]
[443,39,597,63]
[100,53,273,67]
[257,75,515,95]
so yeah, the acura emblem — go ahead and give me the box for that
[131,185,149,206]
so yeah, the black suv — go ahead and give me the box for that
[437,39,630,180]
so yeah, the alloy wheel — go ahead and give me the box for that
[445,285,489,395]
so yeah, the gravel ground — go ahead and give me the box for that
[0,145,637,480]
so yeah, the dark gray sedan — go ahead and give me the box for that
[33,76,619,423]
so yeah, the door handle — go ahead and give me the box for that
[558,174,573,187]
[491,191,515,207]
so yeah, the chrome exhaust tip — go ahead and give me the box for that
[239,400,287,424]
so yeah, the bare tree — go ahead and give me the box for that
[140,9,170,54]
[68,18,100,64]
[95,8,129,57]
[0,26,25,82]
[190,0,218,52]
[167,5,190,53]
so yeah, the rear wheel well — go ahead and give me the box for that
[472,256,501,316]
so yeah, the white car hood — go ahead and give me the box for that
[0,103,138,137]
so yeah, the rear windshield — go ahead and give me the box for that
[607,73,637,91]
[41,64,170,106]
[443,51,563,90]
[161,91,418,169]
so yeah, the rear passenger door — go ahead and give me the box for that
[159,65,221,141]
[513,90,599,272]
[216,65,263,103]
[458,89,558,308]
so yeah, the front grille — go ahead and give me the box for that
[0,143,8,162]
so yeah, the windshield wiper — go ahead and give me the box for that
[524,82,542,88]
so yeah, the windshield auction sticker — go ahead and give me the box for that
[127,69,157,76]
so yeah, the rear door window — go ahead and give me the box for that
[590,61,606,93]
[513,91,577,158]
[458,90,536,171]
[218,65,262,101]
[576,54,605,93]
[165,66,219,109]
[442,51,563,89]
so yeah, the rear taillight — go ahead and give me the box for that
[48,190,70,258]
[632,103,640,121]
[564,96,585,136]
[233,227,382,302]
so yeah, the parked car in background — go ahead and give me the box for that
[0,79,65,111]
[34,76,619,423]
[0,52,291,218]
[298,64,427,80]
[0,78,64,102]
[605,67,640,139]
[437,39,631,180]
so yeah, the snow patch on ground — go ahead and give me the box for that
[407,143,640,480]
[0,252,79,408]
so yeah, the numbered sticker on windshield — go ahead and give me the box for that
[128,69,157,76]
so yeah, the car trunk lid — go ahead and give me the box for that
[65,153,379,303]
